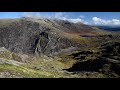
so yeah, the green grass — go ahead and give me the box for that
[0,51,11,60]
[25,56,67,71]
[0,50,22,62]
[0,19,21,28]
[0,45,116,78]
[0,52,107,78]
[12,53,22,62]
[0,64,57,78]
[0,63,82,78]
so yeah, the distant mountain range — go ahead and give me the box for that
[93,25,120,31]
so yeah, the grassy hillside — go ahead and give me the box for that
[0,47,109,78]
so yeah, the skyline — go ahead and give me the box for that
[0,12,120,26]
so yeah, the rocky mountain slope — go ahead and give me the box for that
[0,17,109,56]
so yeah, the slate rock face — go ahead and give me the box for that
[0,18,106,55]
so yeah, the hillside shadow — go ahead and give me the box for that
[65,58,108,72]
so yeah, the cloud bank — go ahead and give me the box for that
[22,12,51,19]
[22,12,120,26]
[92,17,120,26]
[22,12,88,24]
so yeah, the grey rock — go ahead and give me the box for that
[0,17,107,56]
[0,58,24,66]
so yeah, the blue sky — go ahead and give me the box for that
[0,12,120,26]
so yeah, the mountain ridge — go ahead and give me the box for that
[0,17,111,56]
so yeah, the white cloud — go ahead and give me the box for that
[22,12,68,20]
[22,12,41,18]
[52,13,87,24]
[92,17,120,26]
[22,12,51,19]
[83,21,89,25]
[68,18,89,24]
[79,15,84,18]
[22,12,88,24]
[52,12,68,20]
[68,18,82,23]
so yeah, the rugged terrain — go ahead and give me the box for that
[0,17,120,78]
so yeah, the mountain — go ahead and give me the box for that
[0,17,120,78]
[0,17,108,56]
[94,25,120,32]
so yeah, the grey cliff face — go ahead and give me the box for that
[0,18,105,56]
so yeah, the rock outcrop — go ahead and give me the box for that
[0,17,108,56]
